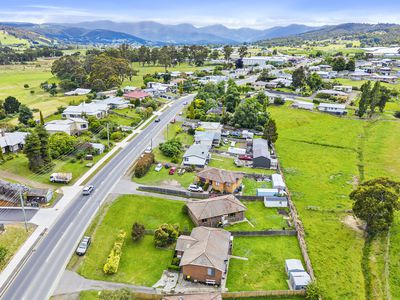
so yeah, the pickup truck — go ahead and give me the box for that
[49,173,72,184]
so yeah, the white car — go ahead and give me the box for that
[188,185,203,192]
[82,185,94,195]
[144,146,152,154]
[155,163,163,172]
[179,112,183,116]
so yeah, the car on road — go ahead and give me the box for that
[188,184,203,192]
[82,185,94,195]
[155,163,163,172]
[144,146,152,154]
[183,101,188,105]
[170,118,176,124]
[76,236,91,256]
[169,167,176,175]
[239,155,253,161]
[155,118,161,122]
[179,112,183,116]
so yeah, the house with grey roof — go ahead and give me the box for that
[194,131,221,147]
[252,138,272,169]
[175,227,232,285]
[186,194,247,227]
[62,102,109,119]
[0,131,29,154]
[94,97,129,109]
[183,144,211,168]
[45,118,88,135]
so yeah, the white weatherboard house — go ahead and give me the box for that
[183,144,211,168]
[64,88,91,96]
[318,103,347,115]
[45,118,88,135]
[62,102,109,119]
[271,174,286,190]
[292,101,314,111]
[94,97,129,109]
[333,85,353,93]
[0,131,29,154]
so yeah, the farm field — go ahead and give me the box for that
[269,104,400,299]
[226,236,303,291]
[77,195,193,286]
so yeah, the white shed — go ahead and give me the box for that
[285,259,305,276]
[257,188,280,197]
[289,271,311,290]
[264,196,288,208]
[228,147,247,155]
[293,101,314,111]
[271,174,286,190]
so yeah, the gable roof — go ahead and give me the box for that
[183,144,210,159]
[124,90,150,99]
[178,227,231,271]
[252,138,270,159]
[196,168,243,183]
[0,132,29,148]
[63,102,108,114]
[187,194,246,220]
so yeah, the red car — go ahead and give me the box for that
[239,155,252,161]
[169,167,176,175]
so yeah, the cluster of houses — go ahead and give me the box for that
[292,100,347,115]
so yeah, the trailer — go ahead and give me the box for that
[49,173,72,184]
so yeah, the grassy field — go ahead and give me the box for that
[268,104,400,299]
[226,201,289,231]
[77,195,193,286]
[133,166,195,188]
[0,224,35,271]
[242,177,272,196]
[0,30,29,46]
[226,236,303,291]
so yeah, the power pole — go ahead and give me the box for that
[106,123,110,148]
[19,188,28,232]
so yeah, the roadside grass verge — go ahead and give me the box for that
[226,236,303,291]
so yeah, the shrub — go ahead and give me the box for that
[168,264,180,271]
[103,230,126,275]
[110,131,123,141]
[305,281,322,300]
[273,97,285,105]
[99,288,132,300]
[394,111,400,119]
[154,224,180,248]
[159,139,183,158]
[0,246,8,264]
[131,222,145,242]
[134,153,155,178]
[181,204,188,215]
[171,257,180,266]
[24,84,29,89]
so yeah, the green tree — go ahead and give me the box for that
[306,73,323,91]
[159,138,183,158]
[332,57,346,71]
[49,132,77,158]
[350,177,400,236]
[369,81,381,114]
[358,81,371,118]
[36,125,52,165]
[232,98,264,129]
[154,224,180,248]
[131,222,145,242]
[292,66,306,89]
[238,45,248,58]
[39,111,44,125]
[305,281,322,300]
[3,96,21,114]
[378,86,391,112]
[18,104,33,125]
[222,45,233,61]
[262,118,278,143]
[24,131,43,173]
[346,59,356,71]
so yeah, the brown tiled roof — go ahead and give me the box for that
[187,194,246,220]
[177,227,231,271]
[196,168,243,184]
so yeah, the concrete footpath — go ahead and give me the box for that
[0,100,175,292]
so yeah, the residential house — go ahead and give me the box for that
[94,97,129,109]
[175,227,232,285]
[64,88,91,96]
[183,144,211,168]
[62,102,109,119]
[26,188,53,204]
[197,122,223,133]
[317,89,349,99]
[0,131,29,154]
[269,77,292,87]
[196,168,243,194]
[123,86,137,93]
[333,85,353,93]
[206,107,223,115]
[124,90,150,101]
[90,143,105,154]
[194,131,219,147]
[252,81,267,91]
[350,70,372,81]
[292,101,314,111]
[252,138,272,169]
[317,103,347,115]
[371,74,398,83]
[257,188,286,197]
[198,76,228,84]
[186,194,247,227]
[97,90,117,98]
[45,118,88,135]
[318,64,333,71]
[243,56,288,66]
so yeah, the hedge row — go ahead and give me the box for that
[103,230,126,275]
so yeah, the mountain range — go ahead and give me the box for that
[0,21,399,46]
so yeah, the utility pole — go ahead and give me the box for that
[19,187,28,232]
[106,123,110,148]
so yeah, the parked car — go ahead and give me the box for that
[169,167,176,175]
[221,130,229,137]
[183,101,188,105]
[231,131,241,137]
[155,118,161,122]
[170,118,176,124]
[155,163,163,172]
[178,168,186,176]
[76,236,91,256]
[179,112,183,116]
[82,185,94,195]
[164,163,171,169]
[223,138,228,144]
[144,146,152,154]
[239,155,253,161]
[188,184,203,192]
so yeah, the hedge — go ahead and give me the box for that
[103,230,126,275]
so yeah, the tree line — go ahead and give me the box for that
[0,46,63,64]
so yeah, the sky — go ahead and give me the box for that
[1,0,400,29]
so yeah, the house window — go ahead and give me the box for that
[215,182,220,186]
[81,124,87,129]
[228,213,236,217]
[201,219,207,223]
[207,268,215,276]
[184,157,189,162]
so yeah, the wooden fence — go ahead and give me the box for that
[137,186,209,199]
[222,290,305,298]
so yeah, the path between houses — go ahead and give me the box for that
[53,270,155,296]
[0,170,53,189]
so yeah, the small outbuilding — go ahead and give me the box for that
[26,188,53,203]
[289,271,311,290]
[271,174,286,190]
[252,138,271,169]
[264,196,288,208]
[285,259,305,276]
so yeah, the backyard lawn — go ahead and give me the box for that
[226,201,289,231]
[226,236,303,291]
[77,195,193,286]
[242,177,272,196]
[209,154,274,175]
[0,224,35,271]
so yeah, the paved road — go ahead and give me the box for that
[1,95,194,300]
[0,208,37,223]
